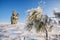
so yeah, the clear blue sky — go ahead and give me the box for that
[0,0,60,23]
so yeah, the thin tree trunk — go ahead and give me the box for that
[46,29,48,40]
[44,24,48,40]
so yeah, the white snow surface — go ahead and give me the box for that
[0,23,60,40]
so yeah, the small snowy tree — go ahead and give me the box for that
[26,7,53,40]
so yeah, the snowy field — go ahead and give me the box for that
[0,23,60,40]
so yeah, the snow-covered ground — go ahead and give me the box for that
[0,23,60,40]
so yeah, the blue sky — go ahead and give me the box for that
[0,0,60,23]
